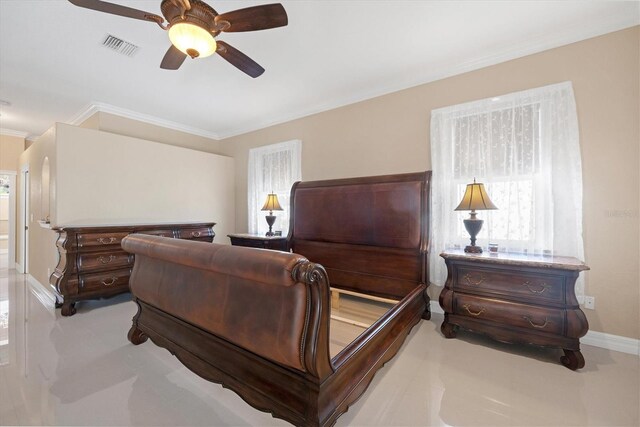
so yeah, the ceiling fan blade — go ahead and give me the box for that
[160,45,187,70]
[68,0,164,24]
[216,41,265,78]
[215,3,288,32]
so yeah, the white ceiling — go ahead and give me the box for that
[0,1,638,140]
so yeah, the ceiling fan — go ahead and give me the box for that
[68,0,288,77]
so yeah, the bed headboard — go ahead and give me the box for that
[287,171,431,307]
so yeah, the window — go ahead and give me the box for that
[430,82,585,297]
[248,140,302,235]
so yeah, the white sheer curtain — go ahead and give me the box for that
[430,81,585,298]
[248,140,302,235]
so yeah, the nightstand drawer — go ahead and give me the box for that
[454,294,564,335]
[228,234,288,251]
[77,251,133,272]
[79,268,132,293]
[234,238,270,248]
[455,267,565,303]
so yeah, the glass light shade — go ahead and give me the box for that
[261,193,283,211]
[168,23,217,58]
[454,181,498,211]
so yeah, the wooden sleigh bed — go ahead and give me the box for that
[123,171,431,427]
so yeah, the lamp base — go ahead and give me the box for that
[464,245,483,254]
[265,214,276,236]
[463,215,484,254]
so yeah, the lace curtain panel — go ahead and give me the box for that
[429,81,585,298]
[248,140,302,235]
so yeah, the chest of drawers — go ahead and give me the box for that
[50,222,215,316]
[439,250,589,370]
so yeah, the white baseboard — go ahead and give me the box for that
[26,274,57,310]
[581,330,640,356]
[430,300,444,315]
[428,301,639,356]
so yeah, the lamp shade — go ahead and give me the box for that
[168,22,217,58]
[454,181,498,211]
[261,193,283,211]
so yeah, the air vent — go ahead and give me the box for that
[102,34,139,57]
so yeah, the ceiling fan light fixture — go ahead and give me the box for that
[168,22,217,59]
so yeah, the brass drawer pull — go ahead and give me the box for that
[523,316,550,329]
[191,231,201,237]
[98,255,116,264]
[462,304,485,317]
[523,281,549,294]
[97,237,117,245]
[101,277,118,286]
[463,273,484,286]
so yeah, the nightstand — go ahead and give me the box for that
[439,250,589,370]
[228,233,288,251]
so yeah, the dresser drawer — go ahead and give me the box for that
[178,227,213,240]
[135,229,175,238]
[77,251,133,272]
[455,266,565,303]
[79,268,132,293]
[77,231,130,249]
[454,294,564,335]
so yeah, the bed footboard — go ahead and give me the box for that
[124,235,425,427]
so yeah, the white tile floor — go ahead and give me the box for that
[0,258,638,426]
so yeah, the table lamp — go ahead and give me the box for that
[261,193,283,236]
[454,179,498,253]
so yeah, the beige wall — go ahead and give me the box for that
[0,196,8,236]
[20,123,235,290]
[18,126,58,286]
[1,133,26,261]
[220,27,640,340]
[55,124,235,235]
[0,134,24,171]
[80,112,225,155]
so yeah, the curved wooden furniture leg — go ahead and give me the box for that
[128,325,148,345]
[441,320,457,338]
[561,349,585,370]
[61,301,76,316]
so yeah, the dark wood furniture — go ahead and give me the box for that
[288,171,432,319]
[228,233,288,251]
[123,171,432,426]
[439,250,590,370]
[50,222,215,316]
[124,235,426,427]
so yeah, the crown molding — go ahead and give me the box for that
[63,19,638,141]
[67,102,221,141]
[0,128,29,138]
[217,17,639,139]
[67,102,100,127]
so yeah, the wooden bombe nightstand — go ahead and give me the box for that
[439,250,589,370]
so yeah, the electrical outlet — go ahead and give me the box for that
[584,296,595,310]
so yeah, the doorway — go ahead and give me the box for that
[0,171,17,271]
[19,167,28,274]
